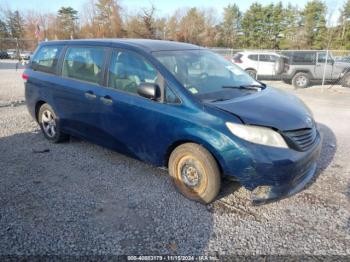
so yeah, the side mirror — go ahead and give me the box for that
[137,83,159,100]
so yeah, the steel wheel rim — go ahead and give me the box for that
[296,76,307,86]
[41,110,56,138]
[181,162,200,187]
[175,155,208,198]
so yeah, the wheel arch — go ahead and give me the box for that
[164,138,225,176]
[245,68,257,72]
[35,100,47,122]
[292,70,313,80]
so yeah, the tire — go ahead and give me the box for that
[292,72,310,88]
[245,69,257,79]
[340,72,350,87]
[168,143,221,204]
[38,103,69,143]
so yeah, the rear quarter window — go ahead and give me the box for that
[31,45,62,74]
[232,53,242,59]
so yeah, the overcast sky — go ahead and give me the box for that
[2,0,345,25]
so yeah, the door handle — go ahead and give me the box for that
[85,90,97,99]
[100,95,113,105]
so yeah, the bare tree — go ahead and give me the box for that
[95,0,122,37]
[124,4,157,39]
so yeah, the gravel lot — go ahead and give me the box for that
[0,62,349,256]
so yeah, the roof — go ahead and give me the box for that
[238,51,282,56]
[40,39,202,52]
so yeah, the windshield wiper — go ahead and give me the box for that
[222,83,265,91]
[209,98,230,103]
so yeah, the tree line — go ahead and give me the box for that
[1,0,350,50]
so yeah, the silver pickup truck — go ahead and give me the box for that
[281,51,350,88]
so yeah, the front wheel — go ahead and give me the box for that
[168,143,221,204]
[38,103,69,143]
[292,72,310,88]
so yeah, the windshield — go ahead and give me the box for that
[153,49,264,102]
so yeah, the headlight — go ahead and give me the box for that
[226,122,288,148]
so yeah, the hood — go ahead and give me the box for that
[334,61,350,69]
[211,87,313,131]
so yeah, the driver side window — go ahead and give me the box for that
[317,52,333,64]
[108,50,158,94]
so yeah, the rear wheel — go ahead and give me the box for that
[168,143,221,204]
[245,69,257,79]
[292,72,310,88]
[38,103,69,143]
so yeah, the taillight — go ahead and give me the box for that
[22,73,29,82]
[224,56,232,61]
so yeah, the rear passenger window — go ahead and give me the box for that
[32,46,62,74]
[62,47,105,84]
[292,52,316,64]
[248,54,278,62]
[269,55,277,62]
[259,55,270,62]
[248,54,259,61]
[108,50,158,94]
[317,52,333,63]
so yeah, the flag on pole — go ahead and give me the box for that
[35,23,40,39]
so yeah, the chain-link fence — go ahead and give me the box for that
[0,38,38,70]
[210,48,350,88]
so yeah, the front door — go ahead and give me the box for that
[96,49,175,163]
[256,54,275,77]
[315,52,333,80]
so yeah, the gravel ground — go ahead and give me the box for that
[0,66,349,256]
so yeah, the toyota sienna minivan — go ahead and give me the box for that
[24,39,322,204]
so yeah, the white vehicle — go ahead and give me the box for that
[231,51,287,79]
[20,51,32,60]
[6,49,17,59]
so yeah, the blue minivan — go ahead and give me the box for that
[24,39,322,204]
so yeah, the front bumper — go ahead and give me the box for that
[219,130,322,204]
[251,162,317,205]
[250,132,322,205]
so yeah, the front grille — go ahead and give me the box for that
[284,127,317,151]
